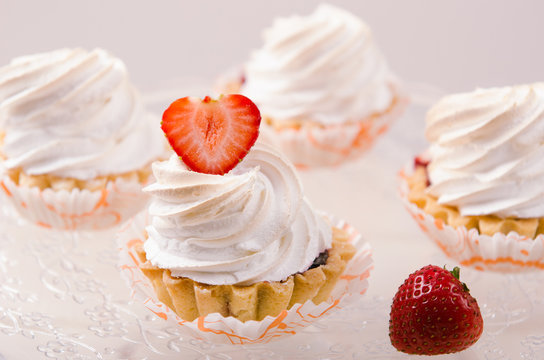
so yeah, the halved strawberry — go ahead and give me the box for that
[161,94,261,175]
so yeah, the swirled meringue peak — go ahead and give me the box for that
[143,143,332,285]
[0,48,165,180]
[426,83,544,218]
[241,4,395,125]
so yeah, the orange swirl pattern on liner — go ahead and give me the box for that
[36,188,121,229]
[460,256,544,269]
[121,217,371,345]
[1,180,12,196]
[36,221,52,229]
[306,121,374,157]
[148,308,168,321]
[0,174,149,230]
[269,83,407,168]
[340,267,373,282]
[307,299,340,319]
[299,89,401,163]
[196,310,297,345]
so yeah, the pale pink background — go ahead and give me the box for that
[2,0,542,93]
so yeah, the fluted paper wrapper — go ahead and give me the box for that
[399,165,544,272]
[261,91,409,169]
[118,212,373,345]
[0,174,150,230]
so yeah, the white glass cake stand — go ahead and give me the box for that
[0,84,543,359]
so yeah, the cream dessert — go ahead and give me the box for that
[227,4,407,167]
[0,48,165,229]
[143,144,332,285]
[402,83,544,272]
[242,4,394,126]
[0,48,164,180]
[425,83,544,218]
[135,94,356,321]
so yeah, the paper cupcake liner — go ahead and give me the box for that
[399,164,544,272]
[0,173,150,231]
[261,91,409,169]
[118,212,373,345]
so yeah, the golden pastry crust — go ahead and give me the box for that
[136,227,356,322]
[407,165,544,238]
[5,166,152,192]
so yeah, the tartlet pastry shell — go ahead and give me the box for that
[136,227,356,322]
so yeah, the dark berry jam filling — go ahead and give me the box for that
[308,249,329,270]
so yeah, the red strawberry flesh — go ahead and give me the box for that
[414,155,430,168]
[414,155,431,187]
[389,265,483,355]
[161,94,261,175]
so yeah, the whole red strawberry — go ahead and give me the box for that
[389,265,483,355]
[161,94,261,175]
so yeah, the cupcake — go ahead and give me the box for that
[218,4,407,167]
[119,95,372,343]
[0,48,166,230]
[401,83,544,271]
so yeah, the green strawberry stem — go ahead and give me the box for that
[447,265,469,292]
[451,266,460,280]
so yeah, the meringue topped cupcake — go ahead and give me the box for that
[404,83,544,271]
[222,4,407,167]
[0,48,166,229]
[134,94,356,321]
[144,146,332,286]
[426,84,544,217]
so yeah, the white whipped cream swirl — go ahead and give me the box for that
[241,4,394,125]
[0,48,165,180]
[426,83,544,218]
[143,144,332,285]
